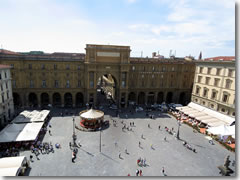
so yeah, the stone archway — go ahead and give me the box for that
[96,74,117,106]
[128,92,136,103]
[138,92,145,105]
[41,93,49,107]
[13,93,21,107]
[179,92,186,105]
[166,92,173,104]
[28,93,38,107]
[147,92,155,104]
[64,93,73,107]
[157,92,164,104]
[76,92,84,107]
[53,93,61,107]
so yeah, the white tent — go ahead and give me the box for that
[207,125,235,136]
[0,122,44,143]
[80,108,104,119]
[12,110,50,123]
[188,112,208,118]
[0,156,27,176]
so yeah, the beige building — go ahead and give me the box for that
[0,64,14,129]
[0,44,195,109]
[191,56,235,117]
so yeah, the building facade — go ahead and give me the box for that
[0,44,195,109]
[191,56,235,117]
[0,64,14,129]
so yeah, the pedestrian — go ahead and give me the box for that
[139,141,141,147]
[72,152,76,163]
[119,153,121,159]
[164,137,167,141]
[141,134,144,139]
[151,144,153,149]
[114,141,117,147]
[30,155,33,162]
[139,169,142,176]
[143,158,146,166]
[48,130,51,136]
[148,124,150,128]
[136,169,139,176]
[159,125,161,130]
[48,122,52,128]
[133,122,134,126]
[162,167,165,175]
[130,122,132,126]
[125,148,128,154]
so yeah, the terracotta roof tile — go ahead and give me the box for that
[204,56,235,61]
[0,49,19,55]
[0,64,11,69]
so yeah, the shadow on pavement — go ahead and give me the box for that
[100,152,119,164]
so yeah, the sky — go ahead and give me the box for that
[0,0,235,58]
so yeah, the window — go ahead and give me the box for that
[172,67,175,71]
[216,68,221,75]
[122,72,127,88]
[214,78,220,86]
[207,68,212,74]
[29,72,32,77]
[55,80,59,88]
[228,69,233,77]
[195,98,198,102]
[42,72,45,76]
[202,101,205,105]
[11,64,14,69]
[42,80,46,88]
[142,74,144,78]
[221,108,225,112]
[12,80,16,88]
[199,67,203,73]
[211,91,217,100]
[66,64,70,70]
[5,82,8,89]
[66,73,69,77]
[54,64,57,70]
[162,67,166,72]
[225,79,232,89]
[89,72,94,88]
[141,80,144,87]
[0,85,3,91]
[30,80,34,88]
[205,77,210,85]
[132,66,135,71]
[222,94,229,103]
[143,66,145,71]
[7,92,9,99]
[152,66,155,71]
[161,75,164,78]
[197,76,202,83]
[78,65,81,70]
[78,80,81,87]
[203,88,208,97]
[232,112,235,116]
[29,64,32,69]
[66,80,70,88]
[41,64,45,70]
[210,104,214,109]
[195,87,200,95]
[5,72,7,78]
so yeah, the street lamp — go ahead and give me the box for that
[176,114,182,140]
[72,115,77,147]
[99,127,102,153]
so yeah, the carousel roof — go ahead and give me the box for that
[80,108,104,119]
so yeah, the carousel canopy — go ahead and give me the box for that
[80,108,104,119]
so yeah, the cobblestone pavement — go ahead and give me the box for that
[20,107,235,176]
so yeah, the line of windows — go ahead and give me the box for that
[198,67,234,77]
[28,80,83,88]
[28,64,82,70]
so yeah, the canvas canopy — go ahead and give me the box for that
[0,122,44,143]
[0,156,27,176]
[12,110,50,123]
[188,112,208,118]
[207,121,226,127]
[207,125,235,136]
[80,108,104,119]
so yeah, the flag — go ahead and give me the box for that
[199,51,202,60]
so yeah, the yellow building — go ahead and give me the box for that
[0,44,195,109]
[191,56,235,117]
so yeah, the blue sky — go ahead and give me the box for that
[0,0,235,58]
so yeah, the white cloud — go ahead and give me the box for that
[126,0,137,3]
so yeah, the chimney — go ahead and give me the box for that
[152,52,156,58]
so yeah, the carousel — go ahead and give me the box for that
[79,108,104,129]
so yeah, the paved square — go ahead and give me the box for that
[20,107,235,176]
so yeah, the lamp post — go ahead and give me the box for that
[99,127,102,153]
[176,114,182,140]
[72,115,77,147]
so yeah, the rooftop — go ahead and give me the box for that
[204,56,235,61]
